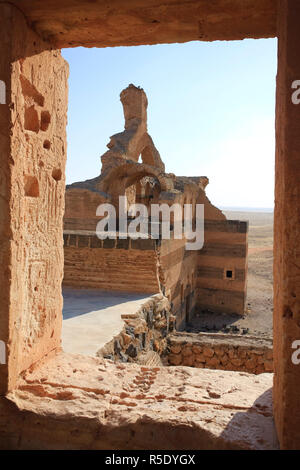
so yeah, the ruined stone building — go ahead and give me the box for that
[0,0,299,451]
[64,84,248,329]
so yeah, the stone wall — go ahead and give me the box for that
[63,232,160,293]
[157,237,198,330]
[273,0,300,449]
[197,220,248,315]
[97,295,176,366]
[63,220,249,325]
[8,1,277,48]
[167,332,273,374]
[0,353,276,450]
[64,187,107,231]
[0,4,69,394]
[95,309,273,376]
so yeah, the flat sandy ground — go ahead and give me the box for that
[62,288,152,355]
[188,210,273,339]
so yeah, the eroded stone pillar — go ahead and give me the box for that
[0,4,68,394]
[274,0,300,449]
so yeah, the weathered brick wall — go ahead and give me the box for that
[63,233,160,293]
[64,186,107,231]
[167,332,273,374]
[157,219,248,328]
[97,295,176,365]
[157,237,198,330]
[197,220,248,315]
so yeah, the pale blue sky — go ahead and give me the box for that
[62,38,277,209]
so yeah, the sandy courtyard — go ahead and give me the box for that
[62,288,152,355]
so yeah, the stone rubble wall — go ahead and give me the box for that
[97,295,176,365]
[167,332,273,374]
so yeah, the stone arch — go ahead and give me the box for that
[99,162,173,195]
[99,162,174,217]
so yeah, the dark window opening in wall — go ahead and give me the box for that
[61,38,276,360]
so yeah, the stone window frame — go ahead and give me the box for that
[0,0,299,450]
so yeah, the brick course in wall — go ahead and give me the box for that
[63,232,160,293]
[157,237,198,330]
[197,220,248,315]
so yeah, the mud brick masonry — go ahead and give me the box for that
[0,0,299,450]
